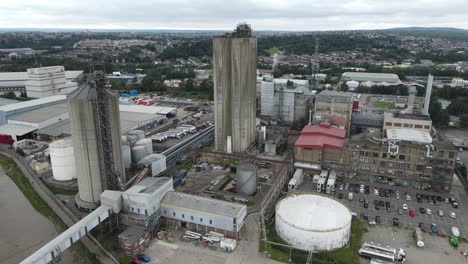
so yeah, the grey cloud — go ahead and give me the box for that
[1,0,468,30]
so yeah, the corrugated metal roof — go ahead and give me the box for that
[119,104,176,115]
[8,103,68,123]
[386,128,432,144]
[0,123,36,136]
[0,95,66,112]
[162,191,246,218]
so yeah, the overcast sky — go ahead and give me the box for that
[2,0,468,31]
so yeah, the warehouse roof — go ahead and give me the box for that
[36,110,162,137]
[0,98,19,106]
[0,123,36,136]
[162,191,246,218]
[301,123,346,139]
[0,95,66,112]
[8,103,68,123]
[295,123,346,149]
[342,72,401,83]
[386,128,432,144]
[119,104,177,115]
[125,177,172,196]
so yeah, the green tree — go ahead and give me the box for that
[1,91,16,99]
[460,114,468,128]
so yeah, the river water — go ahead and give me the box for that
[0,167,77,263]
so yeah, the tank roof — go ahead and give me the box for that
[276,194,351,232]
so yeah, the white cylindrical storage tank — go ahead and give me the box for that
[127,135,139,143]
[275,194,351,251]
[128,130,145,140]
[122,144,132,169]
[135,138,153,155]
[236,162,256,196]
[49,137,76,181]
[131,146,146,163]
[346,80,359,91]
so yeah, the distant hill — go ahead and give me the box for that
[383,27,468,32]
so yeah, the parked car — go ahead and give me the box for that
[426,209,432,215]
[374,188,379,196]
[452,202,459,209]
[137,254,151,262]
[431,223,438,233]
[409,209,415,217]
[385,201,390,208]
[338,193,343,199]
[359,197,364,203]
[445,198,450,204]
[419,208,426,214]
[360,185,365,193]
[450,212,457,219]
[375,215,381,223]
[393,218,399,226]
[386,207,392,213]
[406,195,411,201]
[402,204,408,210]
[364,202,369,209]
[438,209,444,217]
[418,222,426,231]
[398,209,403,215]
[379,200,384,207]
[375,205,380,210]
[339,184,344,191]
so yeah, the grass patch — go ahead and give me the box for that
[373,101,395,109]
[265,47,280,56]
[0,154,98,263]
[260,219,365,264]
[43,182,78,196]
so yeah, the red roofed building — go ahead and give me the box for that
[294,123,347,171]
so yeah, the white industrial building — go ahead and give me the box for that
[260,78,314,124]
[275,194,351,251]
[0,67,83,96]
[26,66,79,98]
[161,191,247,239]
[122,177,174,217]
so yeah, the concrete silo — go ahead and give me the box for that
[236,162,256,196]
[213,23,257,153]
[68,76,125,209]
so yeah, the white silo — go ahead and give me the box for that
[346,80,359,91]
[128,130,145,140]
[236,162,257,196]
[135,138,153,155]
[122,144,132,169]
[131,145,147,163]
[49,137,76,181]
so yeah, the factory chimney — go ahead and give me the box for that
[423,74,433,116]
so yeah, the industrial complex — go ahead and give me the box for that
[0,23,463,264]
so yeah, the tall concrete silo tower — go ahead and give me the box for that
[213,23,257,153]
[68,73,125,209]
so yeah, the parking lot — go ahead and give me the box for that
[297,175,468,236]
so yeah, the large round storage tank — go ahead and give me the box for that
[135,138,153,155]
[236,162,256,196]
[346,80,359,91]
[122,144,132,169]
[49,137,77,181]
[131,146,146,163]
[127,130,145,140]
[275,194,351,251]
